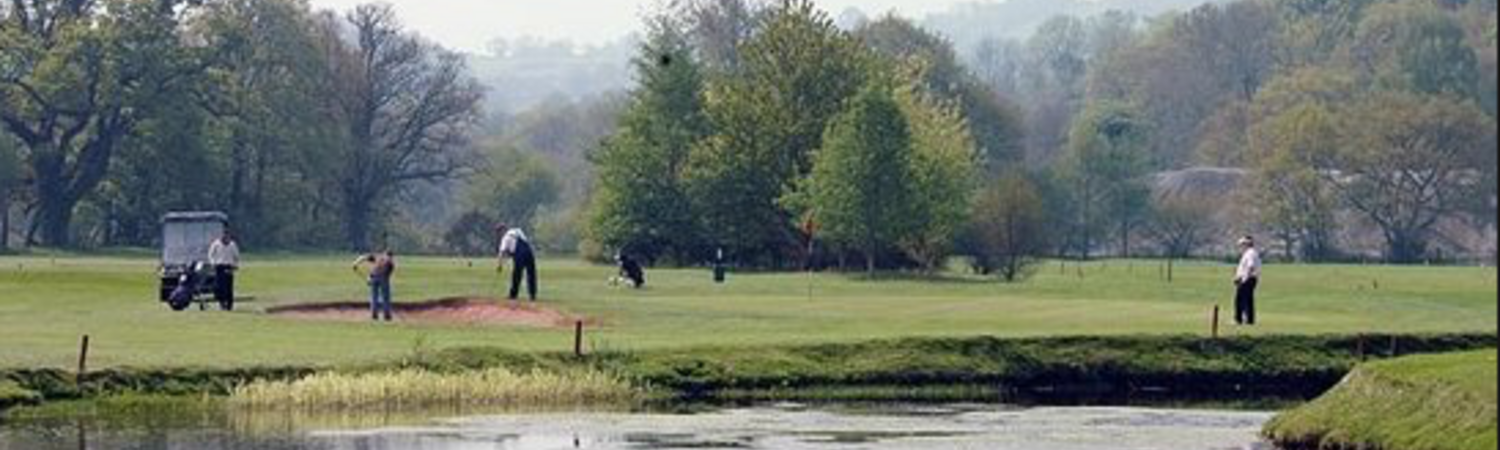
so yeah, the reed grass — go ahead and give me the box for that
[229,368,639,409]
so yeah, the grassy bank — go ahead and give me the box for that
[230,368,639,409]
[1265,350,1498,450]
[1,255,1494,369]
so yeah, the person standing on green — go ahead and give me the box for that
[496,224,538,302]
[353,250,397,322]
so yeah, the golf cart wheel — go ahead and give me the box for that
[168,298,191,311]
[219,297,234,311]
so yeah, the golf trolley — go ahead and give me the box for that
[158,212,231,311]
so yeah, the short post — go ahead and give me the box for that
[573,320,584,358]
[77,335,90,385]
[1167,258,1174,283]
[1211,305,1220,339]
[1388,335,1398,357]
[1356,334,1366,361]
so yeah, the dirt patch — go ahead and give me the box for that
[266,297,591,328]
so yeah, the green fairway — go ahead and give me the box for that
[0,255,1494,369]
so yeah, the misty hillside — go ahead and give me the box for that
[466,38,635,114]
[923,0,1229,50]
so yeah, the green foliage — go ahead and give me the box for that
[466,145,561,231]
[1347,1,1481,99]
[1248,103,1341,262]
[854,16,1023,168]
[793,84,917,273]
[894,81,980,270]
[968,171,1049,282]
[587,16,710,264]
[1060,101,1152,258]
[686,0,871,265]
[1322,92,1494,263]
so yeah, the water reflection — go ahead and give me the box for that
[2,403,1276,450]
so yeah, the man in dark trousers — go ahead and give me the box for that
[497,224,538,301]
[207,231,240,311]
[1233,236,1263,325]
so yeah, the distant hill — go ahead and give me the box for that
[922,0,1229,50]
[465,38,635,115]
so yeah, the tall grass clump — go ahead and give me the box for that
[229,368,640,409]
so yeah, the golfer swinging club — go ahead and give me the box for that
[496,224,538,302]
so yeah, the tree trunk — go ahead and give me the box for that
[345,197,372,251]
[864,248,876,275]
[0,196,9,251]
[1386,229,1427,264]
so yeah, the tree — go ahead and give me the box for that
[1322,92,1493,263]
[1,0,210,247]
[794,84,916,274]
[1249,103,1341,262]
[969,171,1049,282]
[1147,193,1217,259]
[854,16,1024,170]
[1060,102,1152,259]
[466,145,560,231]
[0,135,19,250]
[1346,1,1480,99]
[191,0,346,248]
[676,0,765,74]
[686,0,870,265]
[588,16,711,263]
[326,4,483,250]
[894,79,980,271]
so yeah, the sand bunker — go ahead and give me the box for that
[267,297,588,328]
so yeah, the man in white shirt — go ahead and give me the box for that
[1233,236,1262,325]
[497,224,538,302]
[207,231,240,310]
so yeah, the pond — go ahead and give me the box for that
[0,403,1276,450]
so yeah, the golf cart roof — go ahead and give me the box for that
[162,212,229,224]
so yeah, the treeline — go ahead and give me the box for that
[0,0,484,251]
[964,0,1497,265]
[589,0,1497,274]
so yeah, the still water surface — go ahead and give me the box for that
[1,403,1275,450]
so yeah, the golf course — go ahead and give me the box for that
[0,254,1494,369]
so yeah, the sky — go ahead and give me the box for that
[305,0,982,54]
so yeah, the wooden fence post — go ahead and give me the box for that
[1211,305,1220,339]
[77,335,90,386]
[574,321,584,358]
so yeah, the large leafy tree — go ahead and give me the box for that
[1060,101,1152,259]
[793,84,916,274]
[588,16,710,263]
[893,79,979,271]
[0,0,211,247]
[190,0,345,248]
[853,16,1022,170]
[325,4,484,250]
[1249,103,1342,262]
[686,0,870,265]
[1319,92,1493,263]
[1346,1,1481,99]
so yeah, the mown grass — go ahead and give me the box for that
[228,367,639,409]
[0,255,1493,370]
[1265,350,1499,450]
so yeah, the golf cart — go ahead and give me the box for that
[158,212,230,311]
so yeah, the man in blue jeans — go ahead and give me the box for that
[353,250,396,321]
